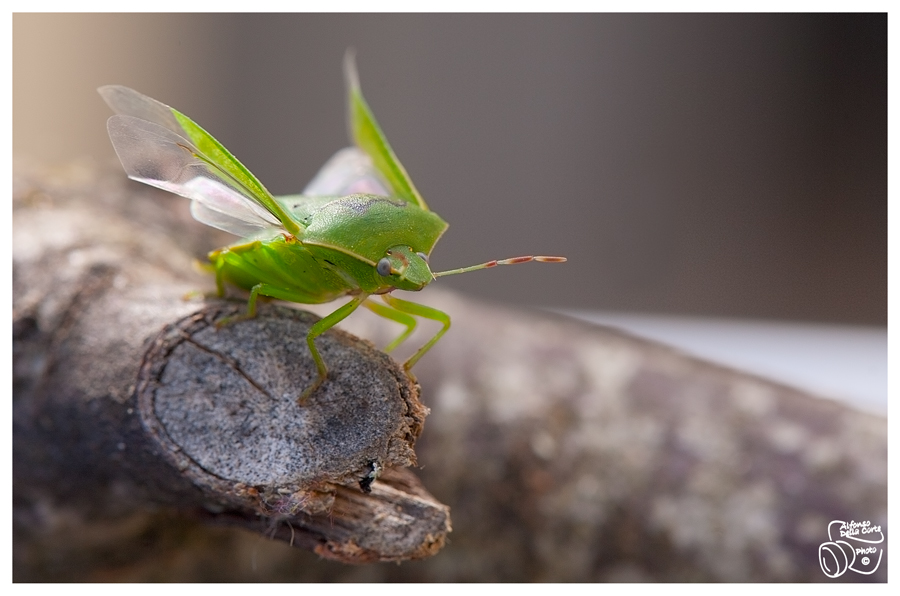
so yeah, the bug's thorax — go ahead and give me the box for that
[300,194,447,261]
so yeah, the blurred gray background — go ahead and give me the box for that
[13,13,886,326]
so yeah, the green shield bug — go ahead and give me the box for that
[99,53,566,404]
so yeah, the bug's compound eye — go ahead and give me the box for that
[376,257,393,277]
[416,251,429,263]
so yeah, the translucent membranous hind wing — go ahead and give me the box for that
[303,147,391,197]
[99,86,299,237]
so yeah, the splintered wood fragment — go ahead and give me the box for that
[224,467,451,563]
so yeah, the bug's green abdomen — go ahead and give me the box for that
[302,194,448,263]
[212,236,355,304]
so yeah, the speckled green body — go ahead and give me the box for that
[211,193,448,302]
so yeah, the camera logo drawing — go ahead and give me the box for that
[819,519,884,578]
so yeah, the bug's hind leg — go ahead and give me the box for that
[298,294,369,405]
[215,282,266,328]
[362,297,417,353]
[181,253,232,303]
[212,250,228,298]
[380,294,450,372]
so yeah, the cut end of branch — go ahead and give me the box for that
[136,302,448,561]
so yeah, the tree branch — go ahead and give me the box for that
[14,161,885,581]
[13,160,450,569]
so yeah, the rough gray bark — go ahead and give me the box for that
[14,161,886,582]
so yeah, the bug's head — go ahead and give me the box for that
[376,245,433,291]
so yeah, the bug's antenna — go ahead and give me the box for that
[433,255,566,278]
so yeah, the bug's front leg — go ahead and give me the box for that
[362,298,417,353]
[380,294,451,372]
[299,294,369,405]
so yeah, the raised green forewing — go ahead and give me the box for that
[99,85,301,237]
[344,53,428,211]
[170,111,285,224]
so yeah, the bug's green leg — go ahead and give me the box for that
[299,294,369,405]
[362,298,417,353]
[182,255,228,303]
[215,282,265,328]
[212,251,227,298]
[381,294,451,372]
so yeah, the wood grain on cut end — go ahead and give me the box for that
[137,302,428,514]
